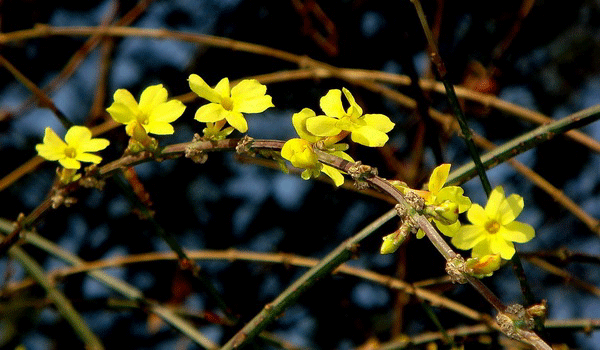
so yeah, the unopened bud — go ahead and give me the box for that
[465,254,502,278]
[380,225,410,254]
[424,200,459,225]
[526,302,547,318]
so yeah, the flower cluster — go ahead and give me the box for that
[34,74,536,277]
[386,164,535,277]
[38,75,273,183]
[281,88,395,186]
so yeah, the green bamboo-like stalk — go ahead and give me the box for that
[219,209,398,350]
[409,0,492,196]
[2,237,103,349]
[447,104,600,186]
[0,220,218,350]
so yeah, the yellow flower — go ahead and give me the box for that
[281,108,353,187]
[188,75,274,133]
[413,164,471,238]
[304,88,395,147]
[36,126,109,169]
[106,84,186,136]
[451,186,535,260]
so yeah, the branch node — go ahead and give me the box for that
[496,303,536,339]
[79,165,105,190]
[445,255,468,284]
[185,134,209,164]
[50,188,77,209]
[348,161,377,189]
[405,191,425,212]
[236,135,256,156]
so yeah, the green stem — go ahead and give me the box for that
[112,171,235,319]
[0,219,219,350]
[219,209,398,350]
[409,0,492,196]
[447,104,600,186]
[2,235,103,349]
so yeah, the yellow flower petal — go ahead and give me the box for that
[490,235,516,259]
[231,79,266,101]
[79,138,110,153]
[194,103,229,123]
[320,89,345,119]
[149,99,186,123]
[350,126,388,147]
[437,186,472,213]
[145,122,175,135]
[59,157,81,169]
[362,114,394,132]
[107,89,138,124]
[322,164,345,186]
[188,74,223,103]
[485,186,505,219]
[306,115,342,136]
[428,163,451,194]
[214,77,230,99]
[341,87,363,117]
[224,110,248,133]
[466,204,487,226]
[64,125,92,148]
[36,127,67,160]
[76,153,103,164]
[434,220,461,237]
[471,239,494,258]
[292,108,320,143]
[139,84,168,114]
[498,193,524,225]
[451,224,486,249]
[500,221,535,243]
[234,94,273,114]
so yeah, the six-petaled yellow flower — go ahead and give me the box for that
[304,88,395,147]
[418,163,472,238]
[188,75,274,133]
[450,186,535,260]
[36,126,109,169]
[281,108,353,186]
[106,84,186,137]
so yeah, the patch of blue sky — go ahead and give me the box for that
[272,173,311,211]
[48,0,113,27]
[83,264,127,298]
[198,324,224,345]
[498,85,538,111]
[336,201,373,238]
[22,332,52,350]
[88,224,110,250]
[246,109,296,140]
[351,282,390,309]
[361,11,385,38]
[244,227,284,252]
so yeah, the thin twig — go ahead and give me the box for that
[1,232,103,349]
[0,220,218,350]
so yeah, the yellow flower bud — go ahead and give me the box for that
[465,254,502,278]
[380,225,410,254]
[434,200,459,224]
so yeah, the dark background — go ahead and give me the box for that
[1,0,600,349]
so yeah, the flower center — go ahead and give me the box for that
[136,112,149,126]
[221,96,234,111]
[485,220,501,234]
[64,146,77,159]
